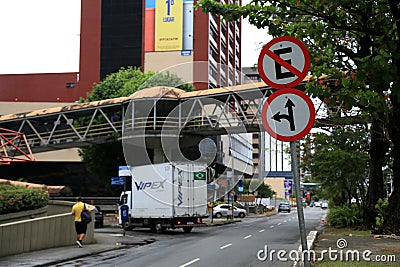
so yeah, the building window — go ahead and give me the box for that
[209,43,219,61]
[229,52,234,65]
[210,24,219,41]
[221,40,227,54]
[221,23,227,38]
[230,134,253,165]
[209,81,217,89]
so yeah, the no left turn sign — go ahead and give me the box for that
[258,36,310,89]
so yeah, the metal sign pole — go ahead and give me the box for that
[123,176,126,237]
[290,141,310,267]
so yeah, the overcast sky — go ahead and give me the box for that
[0,0,264,74]
[240,0,271,67]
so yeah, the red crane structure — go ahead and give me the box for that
[0,128,35,165]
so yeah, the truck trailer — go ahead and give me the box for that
[118,162,208,233]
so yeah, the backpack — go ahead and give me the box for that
[80,203,92,224]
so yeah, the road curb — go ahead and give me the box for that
[293,230,319,267]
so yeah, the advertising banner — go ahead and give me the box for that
[155,0,183,51]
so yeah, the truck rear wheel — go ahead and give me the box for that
[123,222,133,231]
[151,222,165,233]
[183,227,193,233]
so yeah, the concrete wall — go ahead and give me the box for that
[0,200,80,224]
[264,177,286,199]
[0,205,94,257]
[0,207,47,225]
[47,200,77,215]
[144,51,193,80]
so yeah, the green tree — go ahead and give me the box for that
[301,128,370,206]
[197,0,399,234]
[238,180,275,198]
[256,182,275,199]
[86,67,193,101]
[79,67,193,195]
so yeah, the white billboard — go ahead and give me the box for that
[0,0,81,75]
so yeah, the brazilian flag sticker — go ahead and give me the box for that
[194,172,206,180]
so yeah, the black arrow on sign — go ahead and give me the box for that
[272,98,296,131]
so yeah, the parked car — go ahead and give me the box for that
[314,201,321,207]
[213,204,247,218]
[321,201,328,209]
[94,206,104,228]
[278,202,291,213]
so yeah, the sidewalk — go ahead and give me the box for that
[311,227,400,266]
[0,231,145,267]
[0,213,275,267]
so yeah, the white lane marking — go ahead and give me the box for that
[244,235,252,239]
[259,229,265,233]
[270,225,274,228]
[220,243,232,249]
[180,258,200,267]
[229,224,252,229]
[278,222,282,225]
[284,220,287,223]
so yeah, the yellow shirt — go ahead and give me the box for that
[71,202,87,222]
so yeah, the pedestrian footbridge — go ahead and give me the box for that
[0,82,361,155]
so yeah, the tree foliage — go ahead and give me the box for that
[301,128,370,206]
[238,180,275,198]
[197,0,400,234]
[198,0,398,112]
[79,67,193,195]
[86,67,193,101]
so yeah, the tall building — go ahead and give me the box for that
[242,67,262,83]
[143,0,242,89]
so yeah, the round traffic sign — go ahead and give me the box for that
[258,36,310,89]
[261,88,315,142]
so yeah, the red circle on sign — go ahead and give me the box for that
[258,36,310,89]
[261,88,315,142]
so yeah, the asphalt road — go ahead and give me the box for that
[57,208,327,267]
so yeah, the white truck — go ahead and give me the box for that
[118,162,208,233]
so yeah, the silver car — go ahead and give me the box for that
[321,201,328,209]
[278,202,291,213]
[213,204,247,218]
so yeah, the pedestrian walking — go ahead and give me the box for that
[71,197,88,248]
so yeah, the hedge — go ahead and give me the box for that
[327,204,363,227]
[0,184,49,215]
